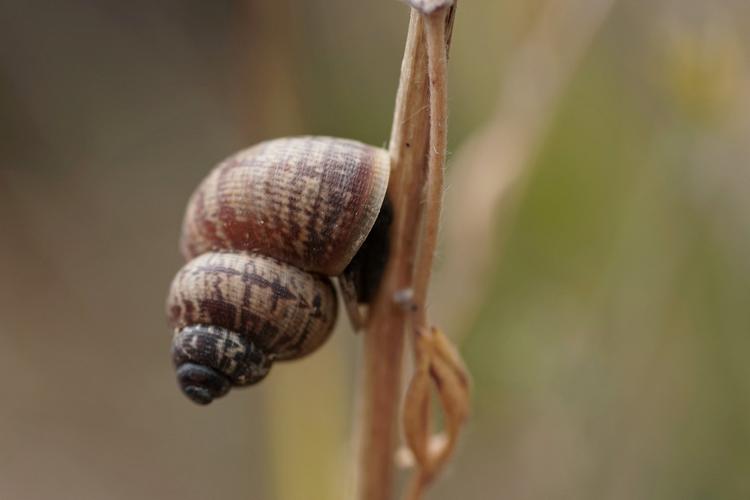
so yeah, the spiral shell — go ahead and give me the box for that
[180,136,391,276]
[167,136,391,404]
[168,251,338,361]
[171,325,271,405]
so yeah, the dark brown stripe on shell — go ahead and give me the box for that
[166,252,337,360]
[179,137,390,275]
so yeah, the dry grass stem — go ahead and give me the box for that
[401,8,471,499]
[355,4,460,500]
[433,0,619,337]
[356,11,431,500]
[413,9,449,325]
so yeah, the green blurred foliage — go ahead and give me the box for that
[459,3,750,498]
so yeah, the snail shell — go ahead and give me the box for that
[167,251,338,404]
[167,136,391,405]
[168,251,337,360]
[180,136,391,275]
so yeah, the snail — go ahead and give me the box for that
[166,136,393,404]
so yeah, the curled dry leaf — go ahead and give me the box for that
[396,434,449,469]
[402,326,471,499]
[427,328,470,468]
[402,331,433,468]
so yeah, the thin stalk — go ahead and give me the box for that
[403,12,451,497]
[356,13,430,500]
[355,5,456,500]
[413,8,449,328]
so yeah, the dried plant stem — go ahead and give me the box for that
[433,0,618,337]
[401,7,470,498]
[356,12,429,500]
[355,5,456,500]
[402,12,451,497]
[413,9,449,327]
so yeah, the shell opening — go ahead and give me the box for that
[342,194,393,304]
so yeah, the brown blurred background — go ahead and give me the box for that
[1,1,750,499]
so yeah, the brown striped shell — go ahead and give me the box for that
[167,136,392,405]
[180,136,391,276]
[166,251,338,404]
[168,252,338,361]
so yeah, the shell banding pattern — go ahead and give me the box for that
[180,136,391,275]
[168,136,390,405]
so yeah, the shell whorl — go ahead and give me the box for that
[180,136,391,276]
[167,252,338,362]
[171,325,272,405]
[172,325,272,385]
[168,136,389,404]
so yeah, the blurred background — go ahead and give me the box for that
[1,0,749,499]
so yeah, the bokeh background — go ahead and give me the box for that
[1,1,749,499]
